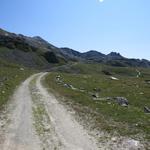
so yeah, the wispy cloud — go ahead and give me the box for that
[99,0,104,2]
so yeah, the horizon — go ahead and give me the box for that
[1,26,149,61]
[1,0,150,60]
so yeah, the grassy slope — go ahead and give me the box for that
[45,63,150,141]
[0,58,36,107]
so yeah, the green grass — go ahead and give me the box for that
[30,77,51,135]
[0,58,36,107]
[45,63,150,140]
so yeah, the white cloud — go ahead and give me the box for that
[99,0,104,2]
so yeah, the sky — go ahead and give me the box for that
[0,0,150,60]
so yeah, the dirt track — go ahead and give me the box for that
[0,73,146,150]
[0,73,99,150]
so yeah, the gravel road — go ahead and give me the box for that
[0,73,99,150]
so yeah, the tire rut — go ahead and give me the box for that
[33,73,99,150]
[0,74,41,150]
[0,73,99,150]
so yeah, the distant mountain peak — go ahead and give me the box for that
[108,52,122,56]
[82,50,105,56]
[107,52,123,60]
[87,50,100,53]
[33,36,44,40]
[33,36,41,38]
[0,27,150,68]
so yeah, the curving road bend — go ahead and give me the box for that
[0,73,99,150]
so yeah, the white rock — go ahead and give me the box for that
[126,139,140,148]
[20,68,24,71]
[2,91,5,94]
[111,137,117,142]
[110,76,119,80]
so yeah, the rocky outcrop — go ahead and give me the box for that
[115,97,128,107]
[0,28,67,68]
[144,106,150,113]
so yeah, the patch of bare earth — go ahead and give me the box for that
[31,72,99,150]
[0,74,41,150]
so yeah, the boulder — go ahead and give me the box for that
[63,83,77,90]
[145,80,150,84]
[102,70,112,75]
[56,75,61,80]
[20,68,24,71]
[144,106,150,113]
[110,76,119,80]
[56,76,60,81]
[92,93,99,98]
[64,83,70,88]
[115,97,128,107]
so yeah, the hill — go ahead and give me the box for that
[0,28,150,69]
[0,28,67,69]
[60,48,150,68]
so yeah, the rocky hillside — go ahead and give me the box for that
[60,48,150,68]
[0,28,67,69]
[0,28,150,68]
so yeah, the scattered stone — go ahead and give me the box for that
[121,103,128,107]
[0,77,8,82]
[64,83,70,88]
[135,123,138,127]
[69,85,77,90]
[80,87,85,90]
[115,97,128,107]
[20,68,24,71]
[44,124,51,132]
[102,70,112,75]
[0,120,5,128]
[107,102,111,105]
[136,69,141,78]
[56,75,61,79]
[144,106,150,113]
[79,87,86,92]
[145,80,150,84]
[103,97,112,101]
[2,91,5,94]
[124,139,140,149]
[63,83,77,90]
[92,96,129,107]
[93,97,112,101]
[111,137,117,142]
[106,97,113,100]
[139,92,144,95]
[110,76,119,80]
[92,93,99,98]
[55,75,62,83]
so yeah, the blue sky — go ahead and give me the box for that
[0,0,150,59]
